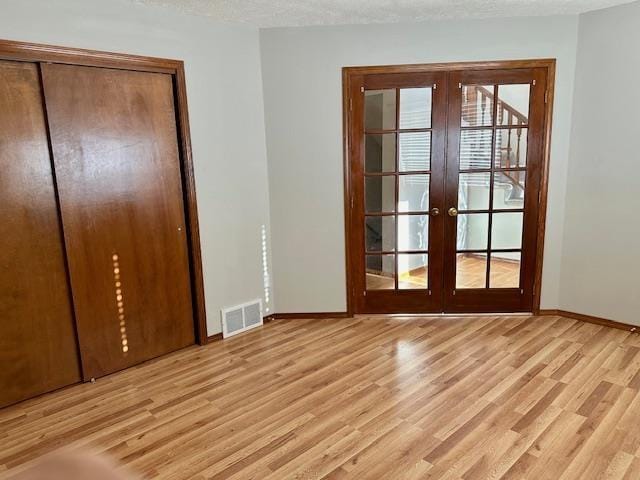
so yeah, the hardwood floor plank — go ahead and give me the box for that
[559,387,636,479]
[485,404,563,479]
[1,315,640,479]
[622,457,640,480]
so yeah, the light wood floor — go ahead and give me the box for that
[2,315,640,479]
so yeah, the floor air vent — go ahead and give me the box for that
[221,299,263,338]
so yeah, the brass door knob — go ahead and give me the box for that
[430,207,440,216]
[448,207,458,217]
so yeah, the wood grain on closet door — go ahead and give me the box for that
[41,64,195,380]
[0,60,81,407]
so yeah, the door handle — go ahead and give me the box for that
[430,207,440,216]
[448,207,458,217]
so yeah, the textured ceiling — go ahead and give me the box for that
[133,0,634,27]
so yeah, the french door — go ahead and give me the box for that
[345,61,552,314]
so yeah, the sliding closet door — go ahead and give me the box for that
[0,61,81,407]
[41,64,195,380]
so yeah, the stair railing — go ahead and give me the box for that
[471,86,527,198]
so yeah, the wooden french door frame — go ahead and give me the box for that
[0,39,208,346]
[346,70,448,314]
[443,67,547,313]
[343,59,556,316]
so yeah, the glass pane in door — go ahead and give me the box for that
[399,88,432,129]
[461,85,494,127]
[495,128,528,168]
[457,213,488,250]
[399,253,428,289]
[497,84,530,125]
[365,176,395,213]
[493,172,525,209]
[456,253,486,289]
[399,174,429,212]
[398,214,429,251]
[459,172,490,210]
[366,254,395,290]
[460,130,493,170]
[365,90,396,130]
[365,134,396,173]
[399,132,431,171]
[365,216,395,252]
[490,253,521,288]
[491,212,523,249]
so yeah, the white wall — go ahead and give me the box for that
[9,0,630,324]
[560,1,640,324]
[0,0,273,335]
[260,16,579,313]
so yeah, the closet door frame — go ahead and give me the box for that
[0,39,208,345]
[343,59,556,316]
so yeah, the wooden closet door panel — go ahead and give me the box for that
[41,64,195,379]
[0,61,81,407]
